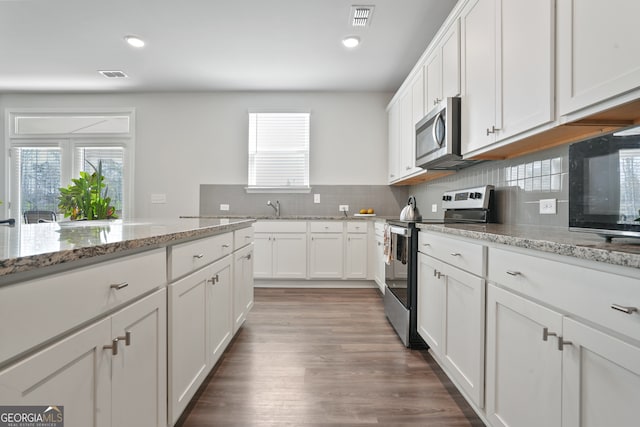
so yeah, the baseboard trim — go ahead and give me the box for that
[255,279,377,289]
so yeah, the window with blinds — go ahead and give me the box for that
[248,112,310,189]
[11,147,62,214]
[77,147,125,216]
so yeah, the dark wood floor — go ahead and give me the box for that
[178,288,485,427]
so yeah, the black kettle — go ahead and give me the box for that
[400,196,422,221]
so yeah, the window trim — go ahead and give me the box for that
[4,108,135,219]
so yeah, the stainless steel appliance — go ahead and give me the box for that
[415,97,481,171]
[569,127,640,241]
[384,185,495,348]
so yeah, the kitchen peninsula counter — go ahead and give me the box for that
[0,218,255,281]
[417,223,640,270]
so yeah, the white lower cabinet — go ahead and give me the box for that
[562,318,640,427]
[485,284,562,427]
[417,253,444,355]
[0,289,167,427]
[233,243,254,333]
[254,232,307,279]
[309,233,343,278]
[168,255,232,425]
[345,233,368,279]
[373,227,385,292]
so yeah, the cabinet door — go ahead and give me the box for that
[562,318,640,427]
[441,19,461,100]
[417,253,444,356]
[425,51,442,112]
[388,101,401,182]
[208,256,233,367]
[499,0,554,139]
[0,318,111,427]
[168,267,210,425]
[111,289,167,427]
[486,284,562,427]
[309,233,344,278]
[272,233,307,278]
[233,244,254,333]
[345,234,368,279]
[253,233,272,278]
[399,89,415,174]
[558,0,640,115]
[411,67,425,125]
[374,236,386,292]
[440,262,485,408]
[461,0,497,155]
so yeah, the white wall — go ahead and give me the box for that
[0,92,390,218]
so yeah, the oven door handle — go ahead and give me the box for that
[389,226,409,236]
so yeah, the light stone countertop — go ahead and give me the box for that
[417,223,640,270]
[183,215,393,221]
[0,218,255,279]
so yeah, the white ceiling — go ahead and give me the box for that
[0,0,458,93]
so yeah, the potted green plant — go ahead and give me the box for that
[58,160,118,220]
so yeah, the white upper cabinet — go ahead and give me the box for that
[425,19,461,113]
[557,0,640,117]
[461,0,555,156]
[387,101,401,182]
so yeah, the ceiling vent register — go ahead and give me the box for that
[350,5,374,27]
[98,70,128,78]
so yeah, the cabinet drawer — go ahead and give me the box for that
[419,231,485,276]
[170,233,233,280]
[346,221,367,234]
[0,248,166,364]
[310,222,343,233]
[488,246,640,343]
[253,221,307,233]
[374,221,385,236]
[234,226,254,249]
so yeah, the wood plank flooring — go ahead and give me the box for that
[178,288,485,427]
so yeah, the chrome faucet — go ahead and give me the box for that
[267,200,280,217]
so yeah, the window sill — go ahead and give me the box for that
[245,187,312,194]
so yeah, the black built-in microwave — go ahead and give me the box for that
[569,127,640,241]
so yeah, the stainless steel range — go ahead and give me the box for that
[384,185,495,348]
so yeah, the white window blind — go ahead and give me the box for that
[76,147,125,217]
[248,112,310,189]
[11,147,62,214]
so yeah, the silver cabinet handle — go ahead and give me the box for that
[450,253,461,257]
[222,244,230,248]
[437,271,443,279]
[506,270,521,276]
[611,304,638,314]
[422,243,430,247]
[377,242,382,246]
[486,125,501,136]
[405,166,411,170]
[110,282,129,290]
[104,338,119,356]
[245,253,252,260]
[244,235,251,238]
[207,277,215,285]
[116,331,132,346]
[542,327,557,341]
[193,254,204,259]
[558,338,572,351]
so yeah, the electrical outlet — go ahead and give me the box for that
[431,204,438,213]
[314,194,321,203]
[540,198,557,214]
[339,205,349,212]
[220,204,230,211]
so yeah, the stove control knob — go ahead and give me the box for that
[442,195,452,201]
[469,192,475,199]
[474,192,483,199]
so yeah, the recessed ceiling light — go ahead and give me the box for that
[124,35,145,48]
[342,36,360,48]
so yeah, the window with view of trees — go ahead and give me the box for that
[7,110,134,221]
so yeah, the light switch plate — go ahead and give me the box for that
[314,194,321,203]
[540,198,557,214]
[220,204,230,211]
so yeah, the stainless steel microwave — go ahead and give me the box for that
[569,127,640,241]
[415,97,478,170]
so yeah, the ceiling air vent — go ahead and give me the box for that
[98,70,128,78]
[350,5,374,27]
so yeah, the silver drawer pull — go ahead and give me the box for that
[245,253,252,260]
[193,254,204,259]
[558,338,572,351]
[222,244,230,248]
[116,331,132,346]
[611,304,638,314]
[422,243,430,246]
[110,282,129,290]
[506,270,521,276]
[244,235,251,238]
[542,327,557,341]
[104,338,119,356]
[450,253,461,257]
